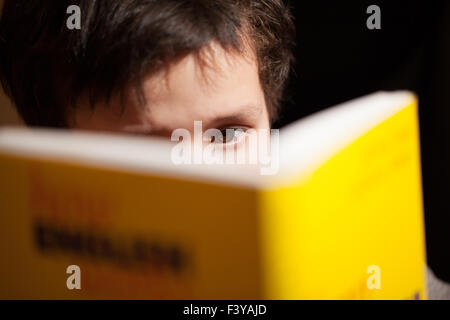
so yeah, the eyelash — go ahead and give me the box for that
[127,125,250,145]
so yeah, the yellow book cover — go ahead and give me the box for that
[0,91,426,299]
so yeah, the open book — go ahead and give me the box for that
[0,91,426,299]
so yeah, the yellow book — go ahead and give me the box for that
[0,91,426,299]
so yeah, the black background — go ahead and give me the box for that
[277,0,450,282]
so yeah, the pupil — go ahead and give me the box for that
[222,129,233,143]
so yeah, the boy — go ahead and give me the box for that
[0,0,295,145]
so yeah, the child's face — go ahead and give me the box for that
[69,45,270,144]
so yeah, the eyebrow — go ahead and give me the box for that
[204,104,263,129]
[121,103,263,136]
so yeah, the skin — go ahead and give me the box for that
[68,43,270,148]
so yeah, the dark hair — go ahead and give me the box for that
[0,0,295,127]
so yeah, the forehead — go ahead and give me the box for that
[70,43,268,133]
[134,44,266,131]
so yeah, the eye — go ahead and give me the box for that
[212,127,248,145]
